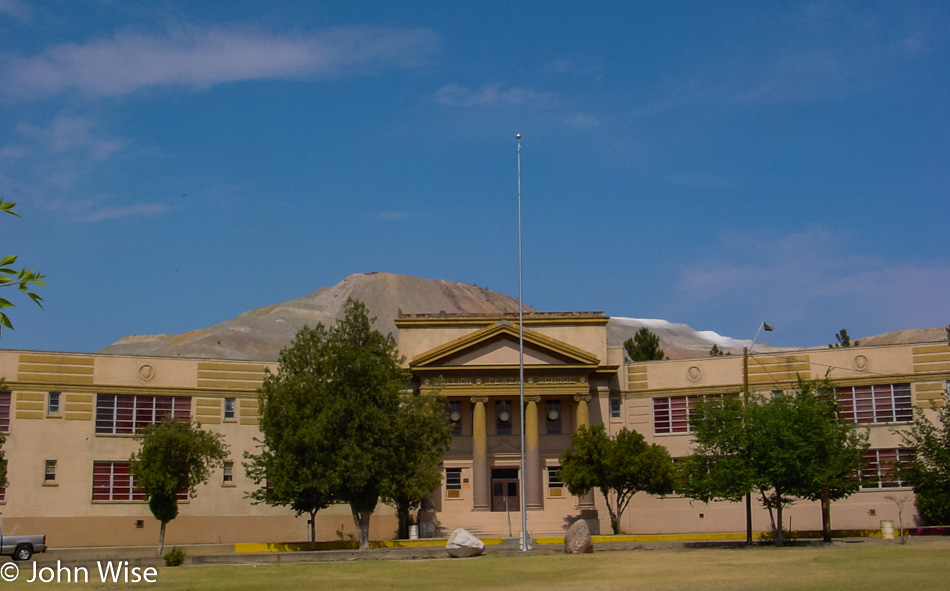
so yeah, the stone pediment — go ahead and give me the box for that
[409,321,600,369]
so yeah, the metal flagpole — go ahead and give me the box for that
[516,133,528,552]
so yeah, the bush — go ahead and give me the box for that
[163,547,186,567]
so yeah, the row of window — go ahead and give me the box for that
[652,383,915,435]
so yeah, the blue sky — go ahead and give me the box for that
[0,0,947,352]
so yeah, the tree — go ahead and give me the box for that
[683,379,867,546]
[709,344,730,357]
[829,328,859,348]
[786,378,869,542]
[896,396,950,525]
[0,199,45,334]
[246,298,407,550]
[129,417,228,556]
[244,322,336,550]
[560,425,675,534]
[380,394,452,539]
[624,327,665,361]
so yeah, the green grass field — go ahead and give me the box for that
[8,540,950,590]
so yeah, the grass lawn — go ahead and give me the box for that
[8,539,949,590]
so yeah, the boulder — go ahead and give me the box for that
[564,519,593,554]
[446,528,485,558]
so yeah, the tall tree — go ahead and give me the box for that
[624,327,665,361]
[896,395,950,525]
[247,298,407,550]
[244,322,336,549]
[684,380,866,546]
[787,378,868,542]
[381,394,452,539]
[0,199,45,334]
[560,425,675,534]
[129,417,228,556]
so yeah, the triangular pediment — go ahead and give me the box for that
[410,321,600,369]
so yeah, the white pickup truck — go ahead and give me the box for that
[0,527,47,561]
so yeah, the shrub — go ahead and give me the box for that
[163,547,186,567]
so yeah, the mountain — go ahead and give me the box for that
[99,272,531,360]
[100,271,943,361]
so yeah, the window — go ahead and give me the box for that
[44,460,56,483]
[0,391,10,433]
[92,461,187,502]
[861,448,914,489]
[547,466,563,496]
[223,398,236,421]
[95,394,191,435]
[446,401,462,436]
[495,400,512,436]
[445,468,462,498]
[836,384,912,424]
[609,396,622,419]
[653,395,720,434]
[222,461,234,484]
[47,392,61,415]
[93,462,145,501]
[545,400,562,435]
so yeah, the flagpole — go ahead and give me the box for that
[516,133,528,552]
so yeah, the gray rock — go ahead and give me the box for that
[564,519,593,554]
[446,528,485,558]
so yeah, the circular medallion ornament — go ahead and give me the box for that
[475,378,482,385]
[687,366,702,382]
[579,376,586,383]
[139,365,155,381]
[853,355,869,370]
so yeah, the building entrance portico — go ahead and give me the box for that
[398,312,620,535]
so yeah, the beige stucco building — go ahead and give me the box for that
[0,311,947,547]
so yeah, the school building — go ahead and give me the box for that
[0,310,946,547]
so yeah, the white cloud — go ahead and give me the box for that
[1,25,439,98]
[373,211,410,221]
[0,0,31,22]
[432,83,555,108]
[676,226,950,333]
[13,117,126,160]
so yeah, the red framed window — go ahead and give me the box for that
[93,461,145,501]
[92,461,188,502]
[860,448,913,489]
[836,384,912,424]
[95,394,191,434]
[0,391,11,433]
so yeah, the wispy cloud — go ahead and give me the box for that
[13,117,126,160]
[643,4,929,111]
[432,83,555,108]
[0,116,166,222]
[373,211,410,222]
[45,198,171,223]
[676,226,950,333]
[0,0,31,22]
[1,25,440,98]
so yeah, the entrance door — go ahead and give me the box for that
[491,468,519,512]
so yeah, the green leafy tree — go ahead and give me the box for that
[247,299,407,550]
[786,378,869,542]
[244,322,336,549]
[709,344,730,357]
[684,379,866,546]
[381,394,452,539]
[560,425,675,534]
[129,417,228,556]
[624,327,665,361]
[896,396,950,525]
[0,199,45,334]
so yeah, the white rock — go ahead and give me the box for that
[446,528,485,558]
